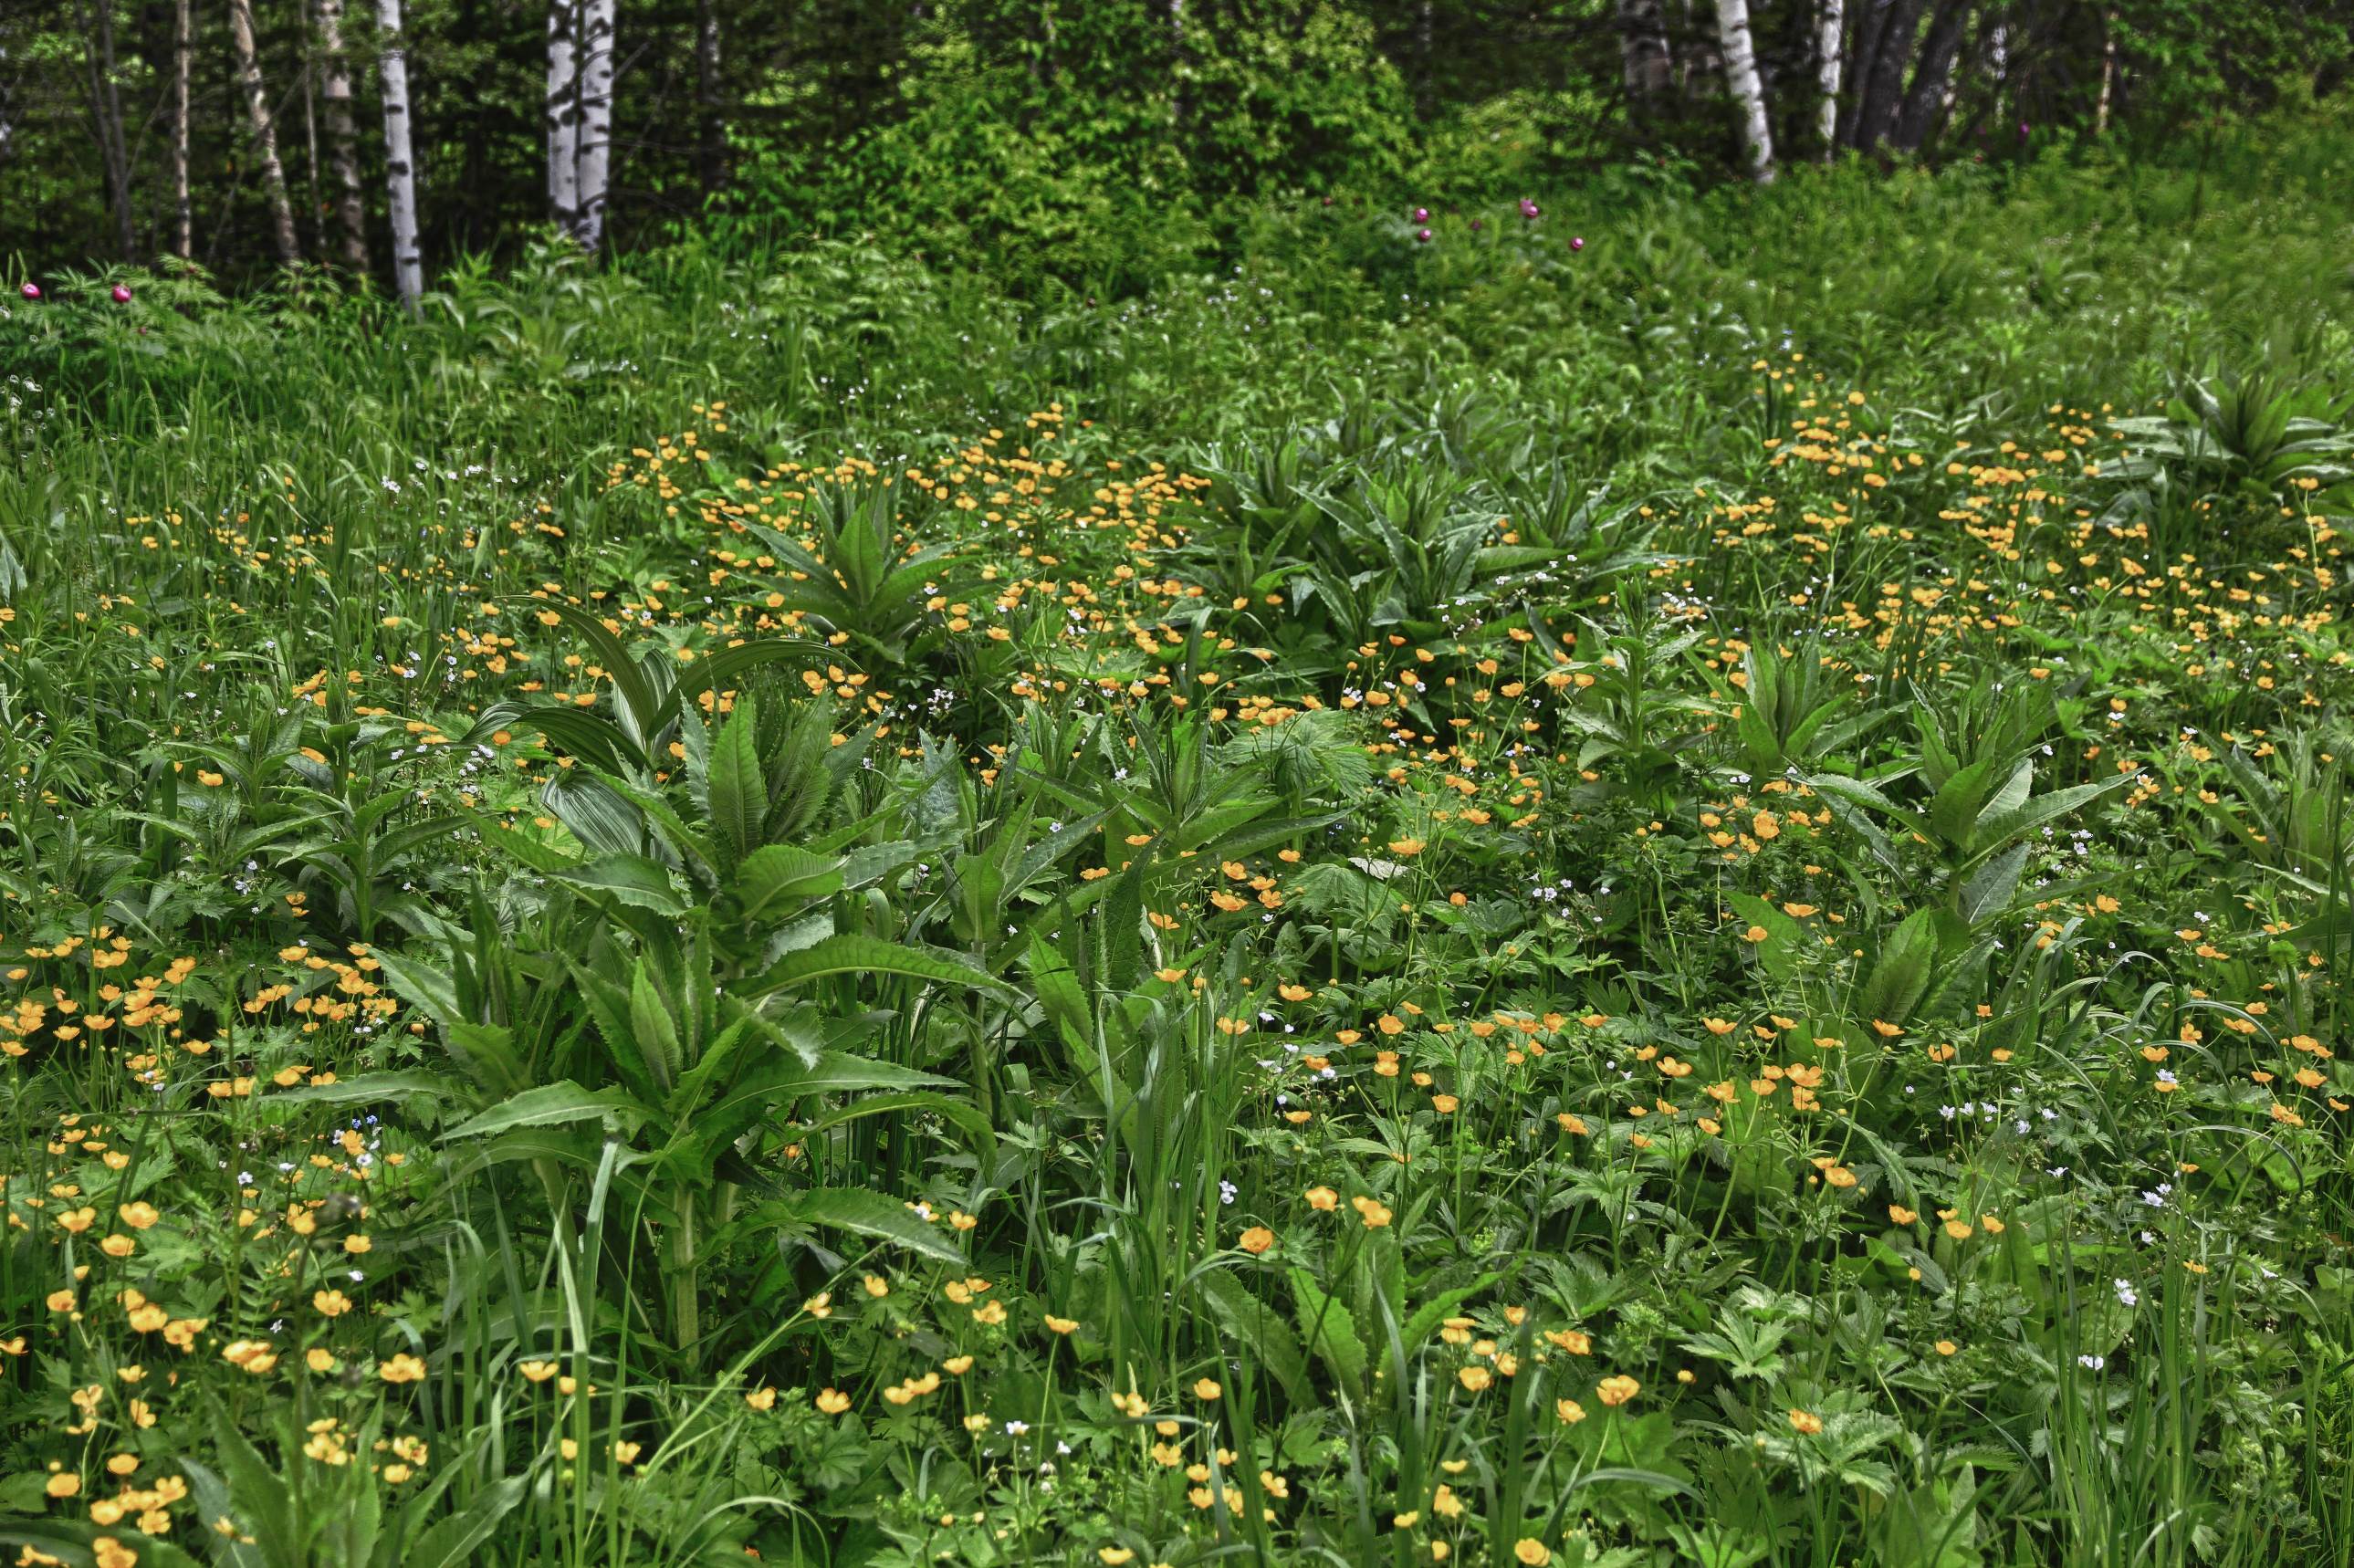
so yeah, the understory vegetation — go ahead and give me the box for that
[3,114,2354,1567]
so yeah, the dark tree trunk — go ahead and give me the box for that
[228,0,303,263]
[1892,0,1971,151]
[1849,0,1925,149]
[695,0,724,192]
[86,0,138,259]
[316,0,368,267]
[1617,0,1674,117]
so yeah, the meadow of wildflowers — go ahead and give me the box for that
[2,122,2353,1568]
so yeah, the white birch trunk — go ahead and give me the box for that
[547,0,581,235]
[377,0,424,309]
[2096,7,2118,134]
[1716,0,1775,183]
[228,0,304,264]
[317,0,370,269]
[173,0,193,257]
[573,0,614,250]
[1815,0,1843,157]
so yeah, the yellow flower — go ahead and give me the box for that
[745,1385,777,1411]
[312,1290,351,1318]
[1043,1314,1080,1335]
[1193,1377,1222,1401]
[1238,1226,1275,1255]
[1388,838,1425,857]
[519,1360,560,1383]
[378,1354,426,1385]
[1788,1408,1824,1435]
[1514,1540,1552,1565]
[1554,1398,1585,1424]
[1595,1375,1639,1406]
[815,1388,851,1415]
[1304,1186,1338,1211]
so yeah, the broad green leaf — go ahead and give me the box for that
[555,852,685,914]
[1290,1265,1369,1395]
[792,1090,996,1165]
[775,1186,968,1264]
[1728,893,1804,981]
[705,695,766,863]
[747,933,1014,998]
[442,1081,646,1141]
[1855,908,1941,1029]
[629,961,683,1089]
[271,1071,451,1109]
[731,843,846,920]
[1195,1267,1313,1407]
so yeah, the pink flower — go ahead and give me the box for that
[1519,198,1541,220]
[1412,207,1429,224]
[1416,227,1432,244]
[19,283,39,301]
[112,284,133,303]
[1569,236,1585,252]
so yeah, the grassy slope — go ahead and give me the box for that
[1,115,2352,1567]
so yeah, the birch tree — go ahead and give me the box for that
[1849,0,1925,151]
[574,0,614,250]
[1617,0,1674,115]
[1716,0,1774,182]
[228,0,303,265]
[84,0,136,260]
[378,0,423,308]
[173,0,193,258]
[317,0,370,268]
[547,0,580,235]
[1892,0,1971,152]
[695,0,722,191]
[1815,0,1844,157]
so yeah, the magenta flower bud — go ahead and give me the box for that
[1412,207,1429,224]
[1417,227,1432,244]
[1470,218,1482,231]
[112,284,133,304]
[19,282,39,301]
[1519,197,1541,219]
[1570,236,1585,252]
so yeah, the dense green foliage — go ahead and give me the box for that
[3,108,2354,1568]
[6,0,2353,294]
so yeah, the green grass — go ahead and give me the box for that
[1,114,2352,1568]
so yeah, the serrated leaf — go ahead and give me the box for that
[747,933,1013,998]
[442,1081,645,1140]
[777,1186,967,1264]
[1195,1268,1313,1407]
[1290,1265,1369,1395]
[706,695,766,863]
[731,843,846,921]
[1856,908,1941,1029]
[271,1071,450,1110]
